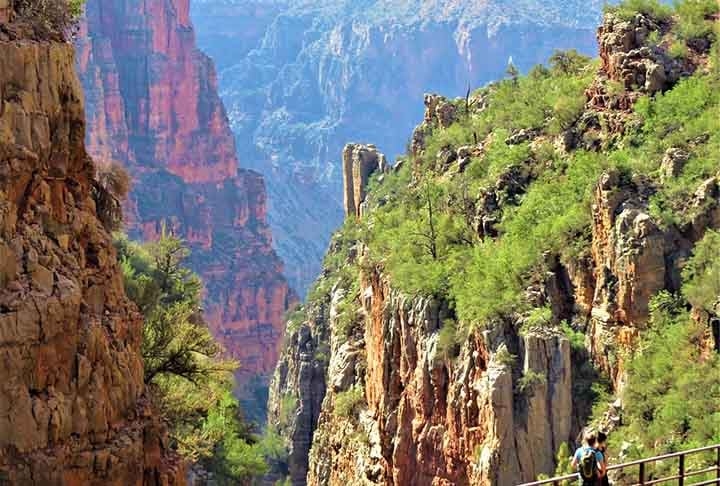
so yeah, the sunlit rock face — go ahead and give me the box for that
[191,0,605,297]
[0,18,184,484]
[76,0,293,420]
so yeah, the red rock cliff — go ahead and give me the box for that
[75,0,293,412]
[0,16,183,485]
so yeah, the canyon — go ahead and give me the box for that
[0,10,183,485]
[75,0,293,419]
[267,7,720,485]
[190,0,608,298]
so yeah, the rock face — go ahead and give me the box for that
[267,302,330,485]
[342,144,388,219]
[75,0,293,417]
[0,18,183,485]
[310,275,573,486]
[191,0,605,297]
[597,13,683,95]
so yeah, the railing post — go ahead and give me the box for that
[639,462,645,486]
[678,453,684,486]
[716,446,720,484]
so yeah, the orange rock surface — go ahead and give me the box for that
[0,17,184,485]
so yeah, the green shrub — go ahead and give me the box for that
[278,393,297,428]
[335,279,360,339]
[669,40,690,59]
[604,0,673,21]
[257,428,288,463]
[437,319,467,362]
[335,385,366,419]
[523,306,553,333]
[682,230,720,312]
[494,346,517,367]
[675,0,719,43]
[612,293,720,475]
[516,370,547,397]
[549,49,592,75]
[284,304,305,334]
[561,321,586,350]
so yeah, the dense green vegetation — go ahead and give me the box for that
[360,53,606,324]
[117,231,279,483]
[612,293,720,477]
[682,231,720,311]
[353,0,720,329]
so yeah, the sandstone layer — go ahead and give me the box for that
[0,16,183,486]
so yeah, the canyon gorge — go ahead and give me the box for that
[1,0,719,485]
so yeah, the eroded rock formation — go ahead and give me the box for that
[307,274,573,485]
[76,0,292,415]
[342,144,388,219]
[0,16,183,485]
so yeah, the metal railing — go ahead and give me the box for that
[519,444,720,486]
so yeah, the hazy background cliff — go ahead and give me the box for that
[190,0,607,297]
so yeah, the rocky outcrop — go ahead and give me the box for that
[342,144,388,219]
[298,271,573,486]
[0,20,183,485]
[411,94,461,156]
[76,0,292,417]
[573,169,720,387]
[587,10,696,114]
[191,0,604,297]
[267,302,330,484]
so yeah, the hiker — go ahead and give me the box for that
[596,431,610,486]
[571,429,606,486]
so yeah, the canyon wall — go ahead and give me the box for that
[266,10,720,485]
[0,14,183,485]
[76,0,292,419]
[191,0,606,297]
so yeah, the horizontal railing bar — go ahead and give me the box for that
[687,478,720,486]
[685,466,720,478]
[608,445,720,471]
[631,474,682,486]
[519,473,579,485]
[517,444,720,486]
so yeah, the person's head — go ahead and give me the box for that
[597,431,608,451]
[583,428,598,447]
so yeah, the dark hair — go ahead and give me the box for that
[583,428,598,446]
[597,431,608,444]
